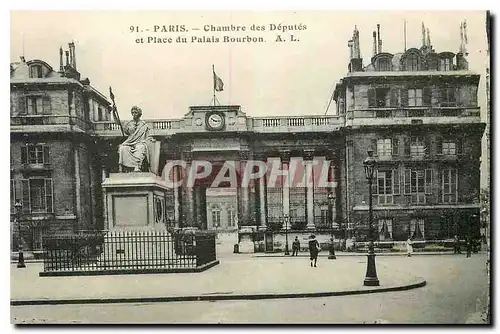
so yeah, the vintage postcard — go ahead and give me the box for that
[9,10,491,324]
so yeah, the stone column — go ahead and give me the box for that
[256,154,268,231]
[280,150,291,230]
[332,159,341,229]
[181,152,195,228]
[237,151,251,226]
[327,152,339,229]
[173,164,181,228]
[304,150,316,230]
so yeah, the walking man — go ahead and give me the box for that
[466,236,472,258]
[308,235,320,267]
[292,236,300,256]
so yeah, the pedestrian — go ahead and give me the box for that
[308,235,320,267]
[466,236,472,258]
[406,237,413,257]
[453,235,461,254]
[292,236,300,256]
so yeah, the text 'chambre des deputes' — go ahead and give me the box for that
[130,23,307,44]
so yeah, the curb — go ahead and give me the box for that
[10,279,426,306]
[251,252,486,258]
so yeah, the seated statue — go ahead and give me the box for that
[118,106,154,172]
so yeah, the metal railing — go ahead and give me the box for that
[41,231,217,273]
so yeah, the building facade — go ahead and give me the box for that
[10,44,111,250]
[333,25,484,242]
[10,25,485,251]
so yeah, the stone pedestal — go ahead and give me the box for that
[101,173,175,266]
[102,172,170,231]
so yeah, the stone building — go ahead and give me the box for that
[333,24,484,242]
[10,23,485,252]
[10,43,110,250]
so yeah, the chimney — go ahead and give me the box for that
[422,22,426,47]
[426,28,431,50]
[68,42,76,69]
[456,52,469,70]
[65,50,70,67]
[377,24,382,53]
[59,47,64,71]
[372,31,377,56]
[348,40,354,60]
[353,25,361,58]
[349,26,363,72]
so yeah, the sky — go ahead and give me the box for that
[10,10,489,121]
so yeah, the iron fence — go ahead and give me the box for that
[42,231,217,273]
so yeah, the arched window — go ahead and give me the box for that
[440,58,453,71]
[29,65,43,78]
[377,58,392,71]
[405,55,421,71]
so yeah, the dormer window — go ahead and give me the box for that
[29,65,43,78]
[377,58,392,71]
[440,58,452,71]
[405,55,421,71]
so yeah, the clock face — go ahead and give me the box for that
[206,112,225,130]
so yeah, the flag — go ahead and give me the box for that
[213,71,224,92]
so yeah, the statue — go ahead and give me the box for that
[118,106,154,172]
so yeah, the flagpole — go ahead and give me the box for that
[212,64,216,106]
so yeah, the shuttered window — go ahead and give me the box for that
[21,144,50,164]
[18,178,54,214]
[26,96,51,115]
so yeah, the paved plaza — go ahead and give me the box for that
[11,253,425,305]
[11,253,489,324]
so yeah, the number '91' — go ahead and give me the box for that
[130,26,141,33]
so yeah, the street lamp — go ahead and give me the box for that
[14,200,26,269]
[328,193,337,259]
[363,150,379,286]
[284,213,290,255]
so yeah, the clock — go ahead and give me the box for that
[205,112,225,131]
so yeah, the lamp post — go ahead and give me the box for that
[284,213,290,255]
[328,193,337,259]
[363,150,379,286]
[14,200,26,269]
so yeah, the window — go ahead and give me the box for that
[442,169,458,203]
[405,55,421,71]
[392,139,399,156]
[410,219,425,239]
[436,137,462,156]
[442,141,456,155]
[410,137,426,157]
[26,96,51,115]
[440,87,458,107]
[368,88,400,108]
[377,58,392,71]
[408,89,423,107]
[227,209,235,227]
[377,171,393,205]
[320,209,329,227]
[378,219,392,241]
[29,65,43,78]
[377,139,392,156]
[19,178,53,214]
[211,209,221,227]
[21,144,50,164]
[440,58,452,71]
[404,169,432,204]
